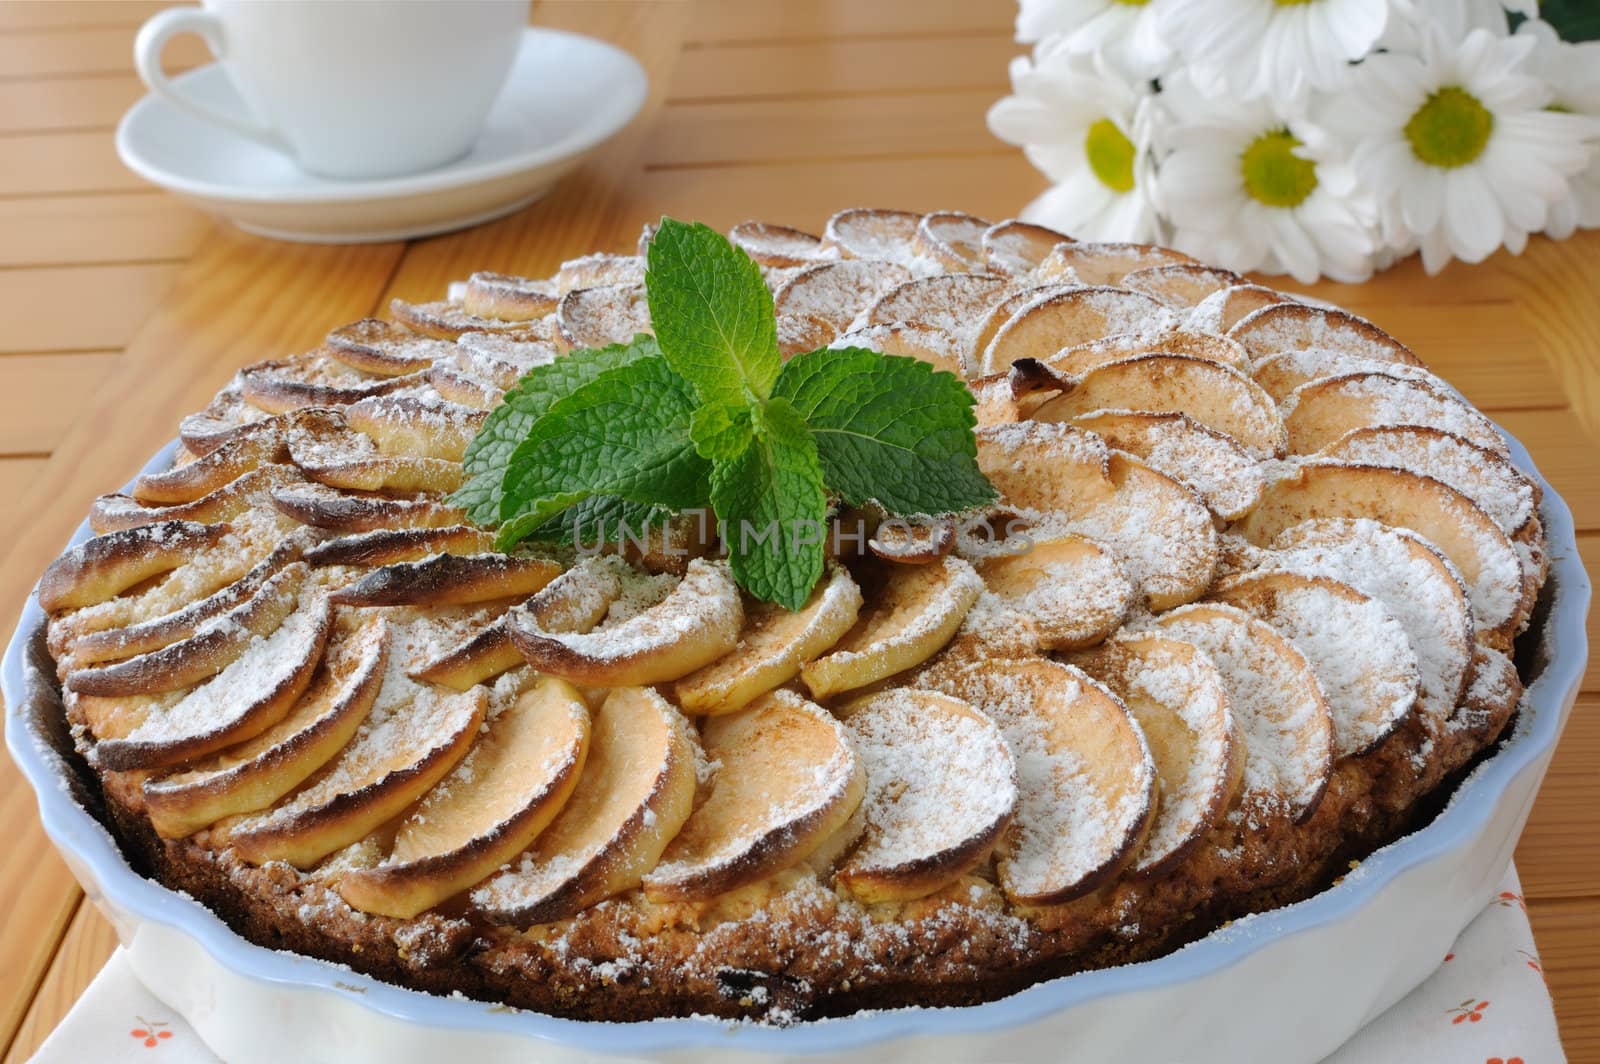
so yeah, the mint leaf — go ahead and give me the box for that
[495,356,710,549]
[690,402,754,461]
[645,218,780,407]
[774,348,996,516]
[453,335,657,524]
[711,397,827,611]
[520,495,674,546]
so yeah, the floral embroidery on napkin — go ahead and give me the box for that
[129,1016,174,1049]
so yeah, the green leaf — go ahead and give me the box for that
[774,347,996,516]
[1542,1,1600,42]
[711,397,827,611]
[495,356,711,549]
[452,335,658,525]
[519,495,675,546]
[690,402,755,461]
[645,218,780,407]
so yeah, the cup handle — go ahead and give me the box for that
[133,7,286,153]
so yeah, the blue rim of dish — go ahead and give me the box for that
[114,28,649,205]
[4,429,1590,1057]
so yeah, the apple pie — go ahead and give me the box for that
[34,208,1546,1022]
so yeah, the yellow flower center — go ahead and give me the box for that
[1405,87,1495,168]
[1240,129,1318,208]
[1112,0,1150,6]
[1084,118,1137,193]
[1274,0,1316,6]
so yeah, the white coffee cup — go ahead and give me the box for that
[134,0,528,180]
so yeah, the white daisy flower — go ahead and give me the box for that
[1381,0,1531,50]
[1153,73,1376,283]
[1015,0,1173,79]
[1154,0,1394,103]
[988,47,1163,243]
[1326,22,1598,272]
[1518,18,1600,238]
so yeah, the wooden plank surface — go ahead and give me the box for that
[0,0,1596,1059]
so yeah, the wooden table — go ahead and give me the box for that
[0,1,1595,1059]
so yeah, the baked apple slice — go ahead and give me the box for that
[1155,603,1334,823]
[863,273,1013,344]
[1241,461,1527,645]
[974,534,1134,650]
[329,553,562,607]
[228,675,487,868]
[834,688,1016,903]
[1045,329,1249,378]
[508,557,744,686]
[1259,518,1475,739]
[1318,426,1539,543]
[303,525,493,567]
[66,562,307,696]
[980,219,1072,275]
[475,685,699,924]
[1283,373,1508,457]
[37,520,230,613]
[729,221,827,267]
[644,690,864,901]
[344,395,486,463]
[334,676,591,919]
[1069,452,1219,611]
[451,332,559,390]
[1036,241,1195,286]
[461,272,560,322]
[927,659,1156,903]
[143,616,389,838]
[72,531,311,665]
[557,284,652,350]
[821,207,922,262]
[675,562,862,715]
[800,555,983,700]
[1227,302,1420,367]
[133,428,289,504]
[1068,633,1241,877]
[390,298,540,340]
[1249,348,1441,404]
[1069,410,1263,520]
[1187,283,1290,333]
[90,465,303,534]
[237,358,422,414]
[912,211,991,270]
[325,319,453,376]
[975,424,1218,609]
[93,593,333,772]
[1210,570,1419,758]
[981,287,1173,376]
[268,481,466,533]
[773,260,913,332]
[832,322,967,377]
[1033,354,1286,459]
[1121,263,1242,307]
[969,285,1081,374]
[554,253,646,292]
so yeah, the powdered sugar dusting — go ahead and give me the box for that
[1156,604,1330,822]
[1259,519,1473,736]
[842,690,1016,874]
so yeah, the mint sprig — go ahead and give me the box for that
[456,217,995,610]
[493,355,710,548]
[454,336,658,525]
[773,347,990,516]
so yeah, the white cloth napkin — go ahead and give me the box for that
[29,866,1563,1063]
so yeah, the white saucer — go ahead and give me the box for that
[115,28,647,243]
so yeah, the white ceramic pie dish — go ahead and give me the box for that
[5,428,1589,1064]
